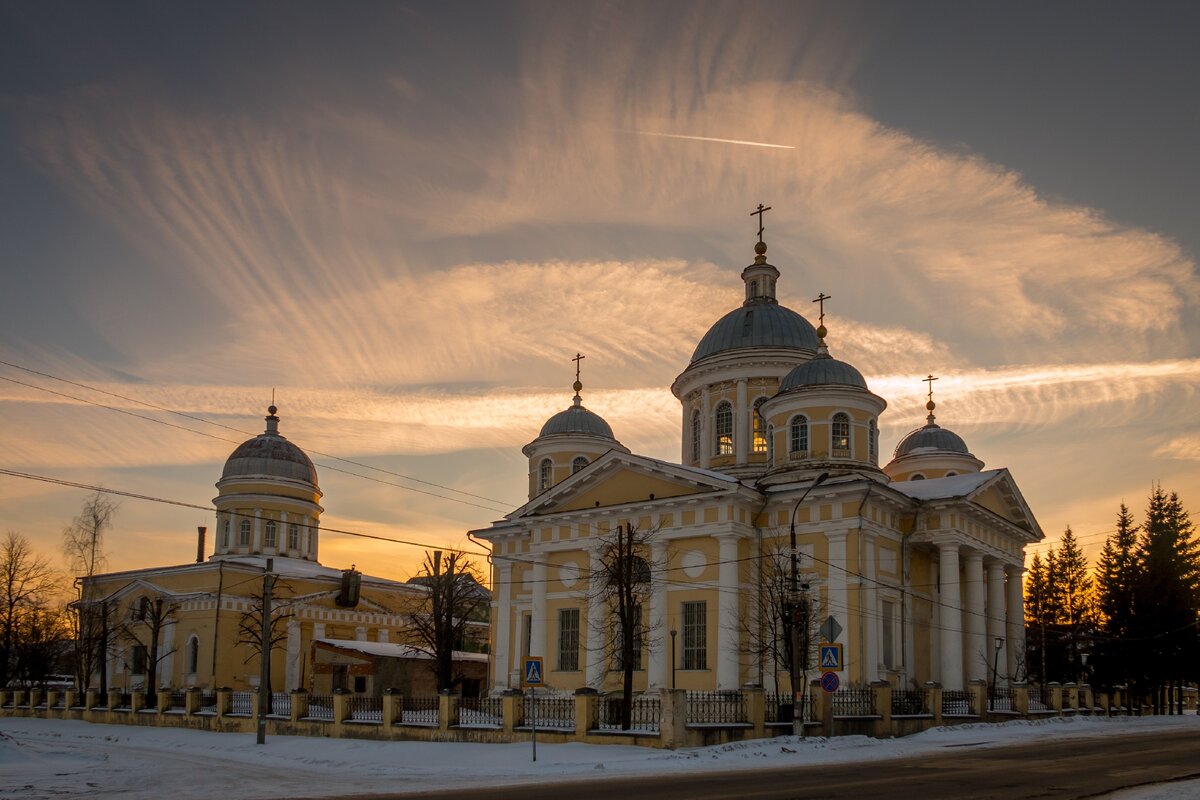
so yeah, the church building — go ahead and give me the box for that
[473,222,1043,696]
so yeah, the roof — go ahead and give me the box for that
[894,419,971,457]
[221,412,319,487]
[889,469,1000,501]
[778,353,868,391]
[539,403,616,439]
[314,638,489,663]
[691,302,819,363]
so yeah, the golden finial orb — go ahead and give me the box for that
[926,400,936,412]
[816,324,827,339]
[573,380,583,393]
[754,241,767,255]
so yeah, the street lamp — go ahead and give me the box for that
[788,471,829,737]
[670,629,677,689]
[989,636,1003,712]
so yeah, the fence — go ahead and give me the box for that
[458,696,503,727]
[305,695,334,721]
[764,691,811,724]
[269,692,291,717]
[891,689,929,716]
[831,688,875,717]
[402,695,439,726]
[989,686,1014,712]
[167,692,187,713]
[229,692,254,716]
[595,694,661,733]
[686,691,747,725]
[522,693,575,730]
[942,689,974,716]
[346,695,383,723]
[196,693,218,714]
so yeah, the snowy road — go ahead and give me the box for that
[1,714,1198,799]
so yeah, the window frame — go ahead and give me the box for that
[264,519,277,548]
[831,412,851,453]
[571,456,589,475]
[714,401,733,456]
[751,396,769,453]
[557,608,580,672]
[288,523,299,550]
[789,415,809,455]
[691,410,701,462]
[239,518,251,546]
[538,458,552,491]
[682,600,707,670]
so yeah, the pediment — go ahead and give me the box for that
[967,470,1044,541]
[508,452,743,519]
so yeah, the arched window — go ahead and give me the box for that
[945,471,957,477]
[789,415,809,455]
[238,519,251,546]
[911,473,926,481]
[572,456,589,474]
[767,423,775,461]
[832,412,851,453]
[869,418,878,463]
[308,527,316,555]
[538,458,553,491]
[221,519,230,548]
[749,279,758,300]
[714,402,733,456]
[264,520,277,548]
[691,410,701,462]
[288,523,299,550]
[186,635,200,674]
[752,397,768,453]
[135,596,152,622]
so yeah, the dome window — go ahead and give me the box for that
[767,423,775,461]
[239,519,251,546]
[832,413,851,454]
[264,520,277,549]
[945,471,957,477]
[911,473,926,481]
[752,397,768,453]
[221,519,230,548]
[538,458,553,491]
[714,402,734,456]
[789,415,809,457]
[691,410,701,462]
[869,419,878,463]
[288,523,300,550]
[748,279,758,301]
[572,456,589,474]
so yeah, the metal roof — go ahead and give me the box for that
[691,302,819,363]
[778,354,868,391]
[538,404,616,439]
[222,432,320,487]
[893,422,971,457]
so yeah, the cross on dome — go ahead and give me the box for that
[571,352,585,406]
[924,374,938,420]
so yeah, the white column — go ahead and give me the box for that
[1006,565,1025,683]
[253,509,262,552]
[938,542,964,691]
[647,540,668,689]
[716,534,740,689]
[986,561,1008,681]
[861,533,878,683]
[493,559,512,691]
[530,560,547,659]
[355,626,367,641]
[376,629,389,643]
[285,618,301,690]
[734,379,748,464]
[159,622,175,689]
[700,387,712,468]
[826,532,849,657]
[964,550,986,682]
[312,622,326,640]
[585,547,606,688]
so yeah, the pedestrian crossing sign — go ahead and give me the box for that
[818,642,843,672]
[523,656,544,687]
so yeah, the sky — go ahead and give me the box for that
[1,1,1198,584]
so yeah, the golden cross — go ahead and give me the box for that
[812,292,832,325]
[750,203,772,243]
[924,374,938,403]
[572,352,585,382]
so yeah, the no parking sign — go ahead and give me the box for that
[820,670,840,693]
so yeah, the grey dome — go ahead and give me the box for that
[222,431,319,487]
[539,405,616,439]
[779,354,868,392]
[691,303,819,363]
[894,422,970,458]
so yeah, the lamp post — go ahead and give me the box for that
[788,471,829,737]
[989,636,1003,712]
[670,629,677,689]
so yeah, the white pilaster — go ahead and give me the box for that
[530,559,547,658]
[585,547,606,688]
[647,540,668,689]
[986,561,1008,681]
[700,387,711,468]
[862,532,878,683]
[964,550,986,682]
[355,626,367,641]
[734,379,748,464]
[826,532,850,660]
[253,509,262,552]
[1006,565,1025,683]
[494,558,512,691]
[716,534,740,689]
[376,629,389,643]
[159,621,175,688]
[285,618,301,690]
[937,541,964,691]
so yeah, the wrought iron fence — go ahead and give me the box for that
[196,693,217,714]
[347,695,383,722]
[52,693,67,709]
[989,686,1014,712]
[685,691,747,725]
[942,689,974,716]
[401,695,439,725]
[458,696,503,727]
[114,692,133,710]
[1028,685,1050,712]
[764,691,812,724]
[891,689,929,716]
[522,693,575,730]
[269,692,291,717]
[595,694,661,732]
[305,695,334,721]
[167,691,187,712]
[229,691,254,716]
[831,688,875,717]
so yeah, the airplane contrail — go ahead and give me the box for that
[627,130,795,149]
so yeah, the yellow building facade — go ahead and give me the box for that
[474,235,1043,695]
[80,407,439,695]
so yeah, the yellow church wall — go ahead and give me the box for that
[972,486,1018,525]
[554,472,704,512]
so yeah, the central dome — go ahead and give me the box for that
[539,404,616,439]
[222,407,319,488]
[894,422,971,458]
[691,303,820,363]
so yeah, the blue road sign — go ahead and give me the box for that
[523,656,544,686]
[819,642,843,671]
[820,670,840,693]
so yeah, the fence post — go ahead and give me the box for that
[291,689,309,722]
[0,689,8,707]
[131,690,145,713]
[1080,684,1093,714]
[382,689,399,727]
[501,689,521,733]
[333,690,349,729]
[925,682,943,727]
[1012,683,1029,716]
[185,687,200,716]
[811,679,831,736]
[1063,683,1077,713]
[660,688,687,749]
[574,688,597,738]
[1047,682,1062,715]
[968,679,987,719]
[84,688,98,712]
[28,689,43,709]
[438,690,456,732]
[12,689,26,708]
[872,681,892,738]
[107,688,122,715]
[64,689,78,711]
[156,689,171,714]
[216,687,232,720]
[1113,686,1125,715]
[744,686,765,740]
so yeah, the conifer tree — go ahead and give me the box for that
[1053,527,1093,682]
[1093,504,1140,689]
[1024,552,1052,684]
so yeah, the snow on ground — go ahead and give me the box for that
[1107,780,1200,800]
[0,714,1197,799]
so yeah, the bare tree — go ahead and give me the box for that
[0,532,61,688]
[11,604,71,687]
[404,551,487,693]
[236,586,294,692]
[62,492,117,690]
[589,523,660,730]
[118,593,179,694]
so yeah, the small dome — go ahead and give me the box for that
[779,354,868,392]
[539,404,616,439]
[692,303,819,363]
[222,411,319,487]
[894,421,971,458]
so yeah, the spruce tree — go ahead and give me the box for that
[1024,552,1051,684]
[1054,527,1093,683]
[1093,504,1140,690]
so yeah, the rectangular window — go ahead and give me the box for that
[288,524,299,550]
[131,645,148,676]
[881,600,896,670]
[557,608,580,671]
[682,601,707,670]
[521,612,532,658]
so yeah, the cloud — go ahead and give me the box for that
[1155,433,1200,461]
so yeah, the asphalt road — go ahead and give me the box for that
[339,727,1200,800]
